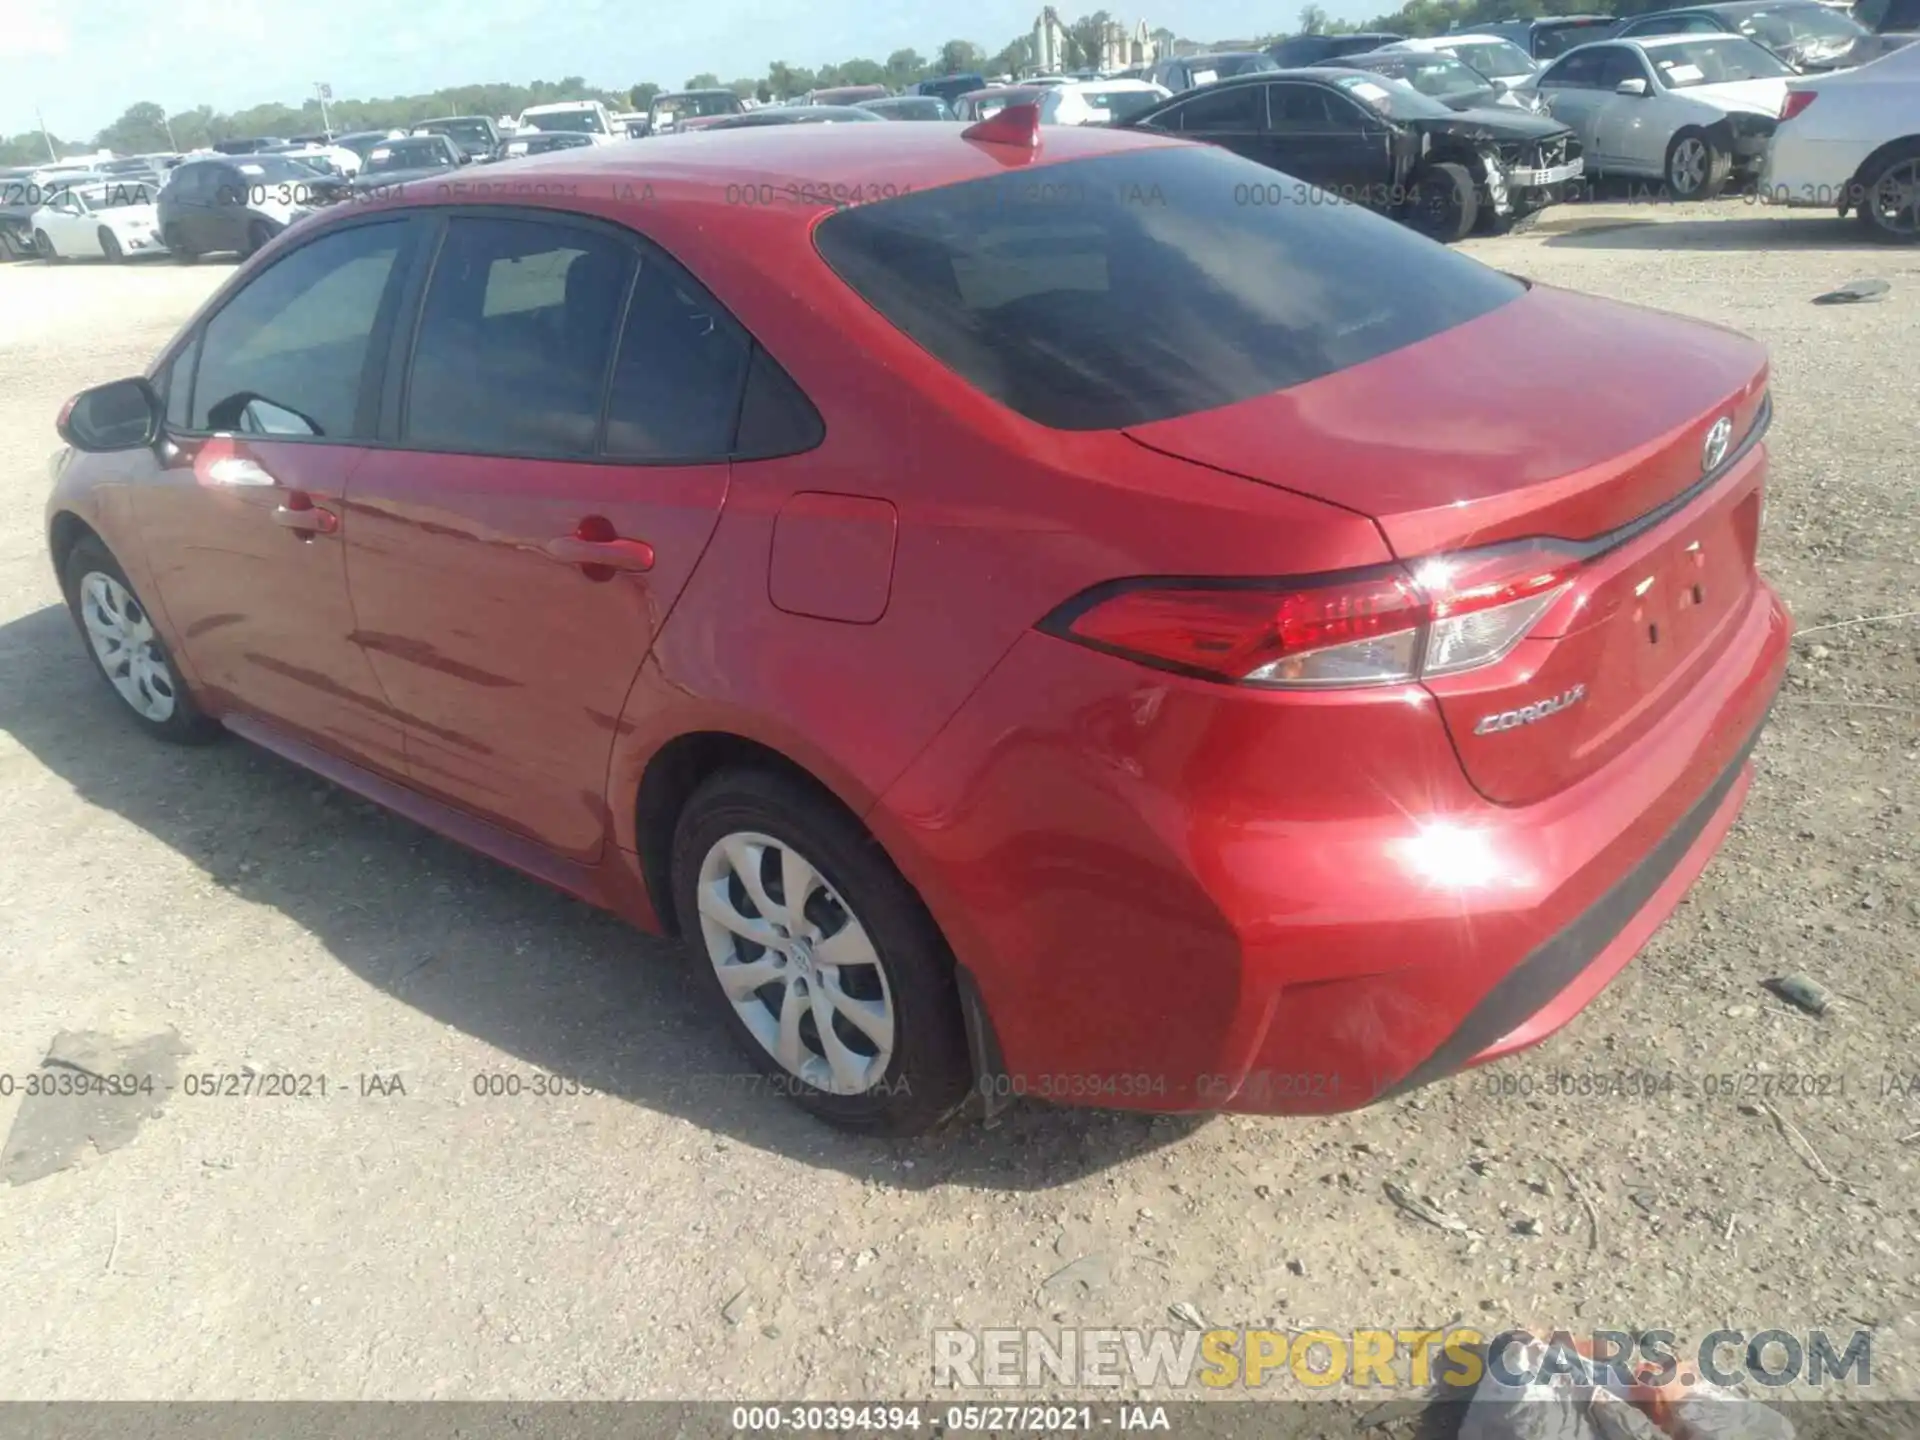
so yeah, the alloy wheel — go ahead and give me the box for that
[695,831,896,1094]
[1866,158,1920,237]
[78,571,177,721]
[1669,137,1709,196]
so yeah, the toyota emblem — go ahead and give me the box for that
[1703,416,1734,473]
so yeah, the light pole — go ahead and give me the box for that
[315,82,334,137]
[35,107,57,161]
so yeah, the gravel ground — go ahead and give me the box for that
[0,197,1915,1405]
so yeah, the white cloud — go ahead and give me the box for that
[0,1,71,58]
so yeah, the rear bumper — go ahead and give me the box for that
[872,576,1790,1116]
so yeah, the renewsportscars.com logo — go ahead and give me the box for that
[933,1326,1873,1393]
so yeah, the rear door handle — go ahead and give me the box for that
[545,531,655,573]
[272,492,340,536]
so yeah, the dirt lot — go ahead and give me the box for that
[0,197,1915,1405]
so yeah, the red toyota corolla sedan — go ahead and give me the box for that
[45,110,1789,1135]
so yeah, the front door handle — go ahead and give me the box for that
[272,492,340,537]
[545,519,655,574]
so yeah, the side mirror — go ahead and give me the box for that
[1616,77,1650,94]
[457,150,473,164]
[58,377,161,452]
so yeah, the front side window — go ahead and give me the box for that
[190,220,408,437]
[1169,84,1266,132]
[403,217,632,458]
[814,145,1523,431]
[1538,49,1609,86]
[1593,47,1653,86]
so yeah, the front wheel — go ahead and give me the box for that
[61,536,221,745]
[245,219,277,256]
[99,228,124,262]
[671,767,973,1135]
[34,228,59,262]
[164,225,197,263]
[1853,143,1920,243]
[1405,162,1479,243]
[1665,128,1731,201]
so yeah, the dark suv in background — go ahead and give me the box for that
[1149,51,1280,91]
[412,115,503,160]
[1460,15,1618,56]
[1264,31,1405,65]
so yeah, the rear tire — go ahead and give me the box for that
[98,228,124,262]
[1852,141,1920,243]
[245,219,276,256]
[60,536,221,745]
[670,767,973,1136]
[1665,128,1731,201]
[34,228,60,262]
[1406,162,1479,243]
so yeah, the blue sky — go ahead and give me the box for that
[2,0,1389,139]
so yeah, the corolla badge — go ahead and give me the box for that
[1703,416,1734,473]
[1473,683,1587,736]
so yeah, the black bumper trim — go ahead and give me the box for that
[1386,711,1769,1098]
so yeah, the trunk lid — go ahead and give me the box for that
[1123,283,1772,804]
[1687,78,1792,116]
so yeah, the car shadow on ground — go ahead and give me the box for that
[0,602,1204,1190]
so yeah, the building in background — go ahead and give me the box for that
[1033,7,1159,72]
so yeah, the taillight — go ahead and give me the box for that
[1044,542,1581,689]
[1780,90,1817,121]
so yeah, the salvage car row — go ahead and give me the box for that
[7,13,1919,264]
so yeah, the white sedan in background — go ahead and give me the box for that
[1520,34,1793,198]
[28,181,168,261]
[1038,79,1174,124]
[1761,42,1920,238]
[1395,32,1542,91]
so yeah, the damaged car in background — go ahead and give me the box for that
[1127,69,1583,241]
[1519,35,1790,200]
[1315,47,1554,112]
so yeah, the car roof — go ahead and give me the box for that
[658,89,736,98]
[522,100,602,112]
[1059,78,1165,89]
[1631,29,1751,44]
[334,118,1181,226]
[959,85,1044,99]
[1186,49,1270,59]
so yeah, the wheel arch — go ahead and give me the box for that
[1845,132,1920,215]
[634,729,866,938]
[48,510,101,591]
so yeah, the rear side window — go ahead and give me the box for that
[814,146,1523,431]
[404,216,633,458]
[602,253,753,461]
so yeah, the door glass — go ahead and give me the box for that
[1174,84,1265,132]
[1593,48,1648,86]
[161,332,201,431]
[1268,85,1339,128]
[1539,50,1605,86]
[403,216,633,458]
[190,220,407,437]
[603,254,753,461]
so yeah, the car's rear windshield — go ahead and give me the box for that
[525,109,606,133]
[814,146,1523,431]
[1534,19,1616,54]
[1648,35,1794,83]
[426,120,494,148]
